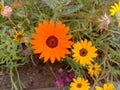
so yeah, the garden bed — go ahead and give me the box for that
[0,57,71,89]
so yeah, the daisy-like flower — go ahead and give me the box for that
[1,6,12,18]
[72,39,97,66]
[70,77,90,90]
[95,82,115,90]
[88,63,101,77]
[98,13,111,28]
[13,29,24,42]
[30,20,73,63]
[110,1,120,20]
[0,2,4,13]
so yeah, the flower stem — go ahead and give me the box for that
[8,17,18,28]
[10,66,18,90]
[47,63,57,79]
[15,67,23,90]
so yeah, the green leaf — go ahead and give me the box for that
[59,5,84,15]
[43,0,60,10]
[0,44,6,50]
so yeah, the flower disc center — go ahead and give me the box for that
[77,83,82,88]
[92,67,95,70]
[79,48,88,57]
[46,35,58,48]
[17,35,23,39]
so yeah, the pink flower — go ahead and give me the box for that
[21,43,30,56]
[58,68,64,74]
[1,6,12,18]
[23,48,30,56]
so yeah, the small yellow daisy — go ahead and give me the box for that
[13,29,24,42]
[70,77,90,90]
[95,82,115,90]
[88,63,101,77]
[72,39,98,66]
[95,86,103,90]
[110,1,120,20]
[0,2,4,13]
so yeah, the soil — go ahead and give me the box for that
[0,55,69,90]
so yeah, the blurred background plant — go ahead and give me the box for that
[0,0,120,90]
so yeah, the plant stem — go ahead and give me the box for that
[8,17,18,28]
[10,66,18,90]
[15,67,23,90]
[47,62,57,79]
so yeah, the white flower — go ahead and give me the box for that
[98,13,111,29]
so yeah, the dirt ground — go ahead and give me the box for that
[0,56,69,90]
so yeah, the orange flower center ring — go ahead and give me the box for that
[79,48,88,57]
[77,83,82,88]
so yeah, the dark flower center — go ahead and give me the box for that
[92,67,95,70]
[79,48,88,57]
[46,35,58,48]
[77,83,82,88]
[17,35,23,39]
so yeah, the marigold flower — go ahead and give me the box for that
[30,20,73,63]
[1,6,12,18]
[88,63,101,77]
[70,77,90,90]
[0,2,4,13]
[95,82,115,90]
[72,39,98,66]
[13,29,24,42]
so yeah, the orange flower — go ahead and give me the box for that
[12,0,23,7]
[30,20,73,63]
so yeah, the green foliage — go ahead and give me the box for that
[0,0,120,89]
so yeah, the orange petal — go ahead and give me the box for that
[54,21,66,36]
[50,53,55,63]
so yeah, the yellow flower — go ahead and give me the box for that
[70,77,90,90]
[13,29,24,42]
[104,82,115,90]
[72,39,98,66]
[0,2,4,13]
[95,86,103,90]
[88,63,101,77]
[110,1,120,20]
[117,20,120,27]
[95,82,115,90]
